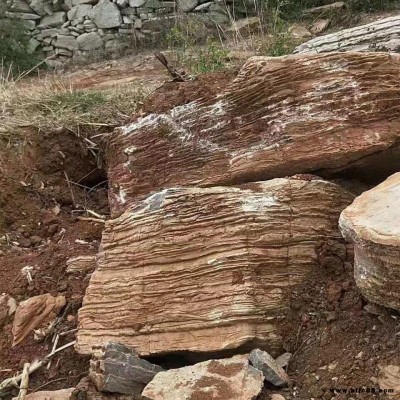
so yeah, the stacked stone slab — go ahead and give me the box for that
[76,179,353,356]
[75,52,400,360]
[4,0,251,66]
[106,52,400,216]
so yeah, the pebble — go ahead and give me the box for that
[271,395,286,400]
[275,352,292,369]
[18,238,31,248]
[249,349,290,387]
[30,235,42,245]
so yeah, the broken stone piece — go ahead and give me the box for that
[275,352,292,369]
[339,172,400,311]
[0,294,17,327]
[90,342,163,395]
[142,355,264,400]
[12,293,66,346]
[249,349,290,387]
[12,388,74,400]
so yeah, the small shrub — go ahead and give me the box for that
[166,18,229,75]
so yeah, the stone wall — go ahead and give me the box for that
[3,0,254,67]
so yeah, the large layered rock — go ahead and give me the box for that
[76,177,353,356]
[339,173,400,311]
[107,52,400,217]
[295,16,400,54]
[142,355,264,400]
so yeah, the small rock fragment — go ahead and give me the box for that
[311,19,330,34]
[275,352,292,369]
[18,238,31,248]
[12,294,66,346]
[12,388,74,400]
[289,24,311,39]
[0,294,10,327]
[90,342,163,395]
[249,349,290,387]
[271,395,286,400]
[30,235,42,246]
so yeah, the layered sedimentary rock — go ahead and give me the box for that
[295,16,400,54]
[108,52,400,216]
[142,355,264,400]
[76,177,353,356]
[339,173,400,311]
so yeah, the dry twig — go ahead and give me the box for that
[0,341,76,396]
[17,363,29,400]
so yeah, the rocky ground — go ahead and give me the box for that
[2,12,400,400]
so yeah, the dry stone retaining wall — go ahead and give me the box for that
[3,0,254,66]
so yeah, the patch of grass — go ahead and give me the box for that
[0,79,148,140]
[165,17,229,75]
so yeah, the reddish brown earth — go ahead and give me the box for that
[0,129,107,396]
[1,66,399,400]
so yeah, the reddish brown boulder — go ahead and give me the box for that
[107,52,400,216]
[76,177,353,356]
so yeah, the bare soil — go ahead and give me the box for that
[1,53,399,400]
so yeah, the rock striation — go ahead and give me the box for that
[339,172,400,311]
[295,15,400,54]
[142,355,264,400]
[108,52,400,217]
[76,177,353,356]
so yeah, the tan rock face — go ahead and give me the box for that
[12,294,66,346]
[76,177,353,356]
[108,52,400,217]
[339,172,400,311]
[142,355,264,400]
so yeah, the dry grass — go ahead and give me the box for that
[0,76,148,142]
